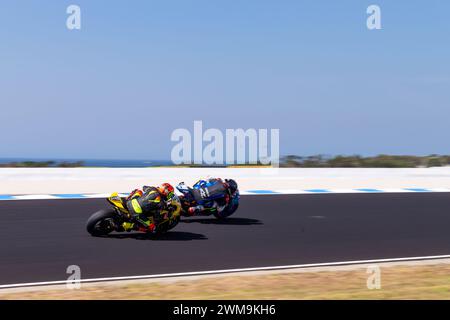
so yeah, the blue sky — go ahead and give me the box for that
[0,1,449,159]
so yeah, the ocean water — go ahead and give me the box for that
[0,158,173,168]
[82,159,173,167]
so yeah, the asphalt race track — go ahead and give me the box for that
[1,193,450,286]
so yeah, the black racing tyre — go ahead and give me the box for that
[155,220,170,234]
[154,215,179,234]
[86,209,117,236]
[167,215,180,231]
[213,202,239,219]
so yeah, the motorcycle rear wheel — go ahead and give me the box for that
[86,209,117,236]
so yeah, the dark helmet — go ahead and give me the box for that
[225,179,238,194]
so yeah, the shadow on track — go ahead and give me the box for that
[103,231,207,241]
[180,217,263,226]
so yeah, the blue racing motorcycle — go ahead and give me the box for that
[176,178,240,219]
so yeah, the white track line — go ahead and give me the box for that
[428,188,450,192]
[12,194,60,200]
[77,193,112,198]
[1,254,450,289]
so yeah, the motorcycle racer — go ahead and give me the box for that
[123,183,176,233]
[185,178,233,216]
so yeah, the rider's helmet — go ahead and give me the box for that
[225,179,238,194]
[158,183,175,198]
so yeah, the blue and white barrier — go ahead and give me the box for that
[0,188,449,201]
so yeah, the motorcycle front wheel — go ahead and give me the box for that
[155,216,180,234]
[213,202,239,219]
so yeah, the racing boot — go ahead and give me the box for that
[138,223,156,233]
[121,221,134,232]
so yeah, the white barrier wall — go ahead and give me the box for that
[0,167,450,195]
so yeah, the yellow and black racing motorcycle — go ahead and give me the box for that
[86,192,181,236]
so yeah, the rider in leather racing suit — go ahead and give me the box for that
[187,178,231,216]
[124,183,175,233]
